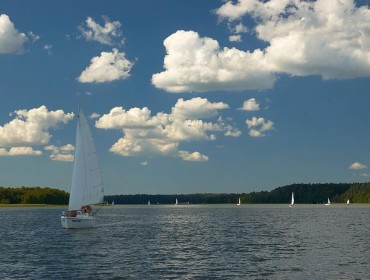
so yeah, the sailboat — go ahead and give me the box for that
[237,197,241,206]
[325,198,331,206]
[289,192,294,208]
[148,200,151,205]
[175,198,178,205]
[61,106,104,229]
[346,199,350,205]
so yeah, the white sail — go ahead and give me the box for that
[68,107,104,211]
[237,197,241,205]
[291,192,294,205]
[175,198,178,205]
[347,199,350,205]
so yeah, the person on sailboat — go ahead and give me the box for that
[81,205,92,214]
[63,210,77,217]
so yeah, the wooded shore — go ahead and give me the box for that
[1,182,369,205]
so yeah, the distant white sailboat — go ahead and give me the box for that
[237,197,241,206]
[289,192,294,208]
[148,200,151,205]
[346,199,350,205]
[61,106,104,229]
[175,198,178,205]
[112,200,114,206]
[325,198,331,206]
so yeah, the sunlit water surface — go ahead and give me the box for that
[0,204,369,279]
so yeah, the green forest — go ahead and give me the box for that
[0,186,69,205]
[1,182,370,205]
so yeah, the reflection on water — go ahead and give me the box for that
[0,204,369,279]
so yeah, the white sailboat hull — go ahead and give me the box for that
[61,214,95,229]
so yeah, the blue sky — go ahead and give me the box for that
[1,0,370,195]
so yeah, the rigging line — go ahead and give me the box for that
[92,203,105,216]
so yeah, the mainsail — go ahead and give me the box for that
[291,192,294,205]
[68,107,104,211]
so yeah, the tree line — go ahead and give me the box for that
[0,186,69,205]
[0,182,370,205]
[105,182,370,205]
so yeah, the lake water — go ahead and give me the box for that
[0,204,369,279]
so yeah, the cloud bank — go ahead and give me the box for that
[216,0,370,78]
[153,1,370,93]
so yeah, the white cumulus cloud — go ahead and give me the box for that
[152,30,275,93]
[0,106,74,147]
[240,98,260,111]
[171,97,229,120]
[0,14,28,54]
[78,48,133,83]
[96,107,159,129]
[229,35,242,42]
[95,97,236,161]
[246,116,274,137]
[178,150,209,162]
[45,144,74,162]
[79,16,123,46]
[349,162,367,170]
[224,126,242,137]
[90,112,101,119]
